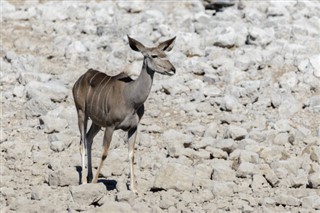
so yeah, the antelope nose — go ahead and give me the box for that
[171,67,176,73]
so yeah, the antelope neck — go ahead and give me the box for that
[127,57,154,109]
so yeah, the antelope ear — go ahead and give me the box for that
[127,35,146,52]
[158,36,176,52]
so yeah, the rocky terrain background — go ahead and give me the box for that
[1,0,320,212]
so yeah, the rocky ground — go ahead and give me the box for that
[1,0,320,212]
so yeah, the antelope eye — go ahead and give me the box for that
[151,55,158,58]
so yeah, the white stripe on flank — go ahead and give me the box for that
[95,75,108,112]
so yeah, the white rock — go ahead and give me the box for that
[26,81,68,102]
[117,1,145,13]
[278,72,298,90]
[41,115,68,133]
[48,168,78,187]
[214,139,236,154]
[278,95,302,118]
[204,122,218,138]
[1,1,15,14]
[301,195,320,209]
[18,72,52,85]
[274,133,289,145]
[211,181,235,197]
[50,140,66,152]
[219,94,242,111]
[247,27,274,46]
[251,174,270,192]
[12,85,25,98]
[309,96,320,113]
[31,185,51,201]
[153,163,194,191]
[11,54,40,73]
[309,55,320,77]
[39,4,69,21]
[70,183,105,206]
[274,119,291,133]
[211,160,236,181]
[308,172,320,189]
[25,97,56,117]
[163,129,193,157]
[276,194,300,207]
[94,200,136,213]
[213,27,237,48]
[236,162,258,177]
[258,164,279,187]
[0,129,8,143]
[203,86,221,97]
[225,125,248,140]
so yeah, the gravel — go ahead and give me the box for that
[1,0,320,212]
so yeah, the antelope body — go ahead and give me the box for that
[72,36,176,192]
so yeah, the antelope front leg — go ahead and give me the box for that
[128,127,138,193]
[93,127,113,183]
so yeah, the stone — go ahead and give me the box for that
[308,172,320,189]
[204,122,218,138]
[278,71,298,90]
[301,195,320,209]
[235,55,252,71]
[70,183,105,206]
[214,139,237,154]
[247,26,274,46]
[41,115,68,133]
[276,194,300,207]
[225,125,248,140]
[258,164,279,187]
[117,1,145,13]
[288,169,309,188]
[278,95,302,118]
[309,54,320,77]
[211,160,236,181]
[211,181,235,197]
[116,191,136,204]
[213,27,237,48]
[274,133,289,145]
[219,94,242,111]
[24,97,56,117]
[203,86,221,97]
[309,96,320,112]
[163,129,193,157]
[236,162,258,177]
[39,4,69,21]
[0,129,8,143]
[25,81,68,103]
[251,174,270,192]
[186,122,205,136]
[50,140,66,152]
[66,40,87,56]
[31,185,51,201]
[48,168,78,187]
[206,146,228,159]
[153,163,194,191]
[12,85,25,98]
[274,119,291,133]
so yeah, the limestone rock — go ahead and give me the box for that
[48,168,78,187]
[153,163,194,191]
[70,183,105,206]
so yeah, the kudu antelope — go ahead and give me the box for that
[72,35,176,192]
